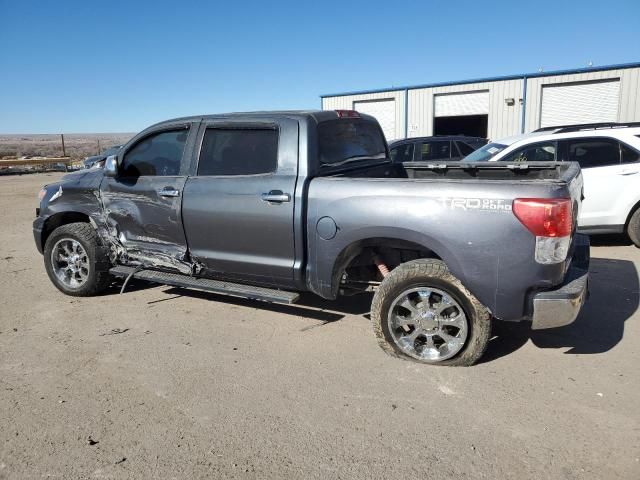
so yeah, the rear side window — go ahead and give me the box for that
[318,119,386,166]
[501,142,556,163]
[121,129,188,177]
[621,142,640,163]
[198,128,278,176]
[456,141,475,156]
[420,141,451,161]
[390,143,414,162]
[566,138,620,168]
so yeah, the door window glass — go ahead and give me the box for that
[121,129,188,177]
[420,141,450,161]
[456,141,475,156]
[621,142,640,163]
[390,143,414,162]
[502,142,556,163]
[198,128,278,176]
[566,138,620,168]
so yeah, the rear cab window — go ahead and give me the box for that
[318,119,387,167]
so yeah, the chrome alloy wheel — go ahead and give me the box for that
[50,238,90,289]
[387,287,468,362]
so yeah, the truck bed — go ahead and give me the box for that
[307,161,584,321]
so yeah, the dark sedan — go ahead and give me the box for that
[83,145,122,169]
[389,136,487,162]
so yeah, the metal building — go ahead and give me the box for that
[320,62,640,142]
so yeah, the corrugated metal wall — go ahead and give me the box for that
[525,68,640,131]
[321,66,640,141]
[321,90,406,140]
[406,79,522,140]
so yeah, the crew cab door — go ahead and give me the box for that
[99,122,198,273]
[181,118,299,286]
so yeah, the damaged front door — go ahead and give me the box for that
[100,124,196,274]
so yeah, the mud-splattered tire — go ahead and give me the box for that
[628,208,640,248]
[371,259,491,366]
[44,222,112,296]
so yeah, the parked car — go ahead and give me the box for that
[33,110,589,366]
[389,136,487,163]
[463,122,640,246]
[83,145,122,169]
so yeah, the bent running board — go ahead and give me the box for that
[109,265,300,304]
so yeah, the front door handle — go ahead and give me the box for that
[158,187,181,197]
[261,190,291,203]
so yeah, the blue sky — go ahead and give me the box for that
[1,0,638,133]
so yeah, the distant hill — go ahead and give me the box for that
[0,133,135,160]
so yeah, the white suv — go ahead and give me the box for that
[464,123,640,246]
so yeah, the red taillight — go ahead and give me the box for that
[513,198,573,237]
[335,109,360,118]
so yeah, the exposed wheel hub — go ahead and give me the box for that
[418,310,438,331]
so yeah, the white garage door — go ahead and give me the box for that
[540,80,620,128]
[434,91,490,117]
[353,99,396,141]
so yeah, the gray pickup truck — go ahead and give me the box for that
[33,110,589,366]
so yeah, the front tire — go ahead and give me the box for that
[371,259,491,366]
[44,222,112,296]
[627,208,640,248]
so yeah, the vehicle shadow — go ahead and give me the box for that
[158,287,373,325]
[588,233,632,247]
[480,257,639,363]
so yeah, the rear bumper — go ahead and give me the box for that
[531,234,590,330]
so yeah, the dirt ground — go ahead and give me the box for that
[1,173,638,479]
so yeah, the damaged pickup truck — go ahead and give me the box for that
[33,110,590,365]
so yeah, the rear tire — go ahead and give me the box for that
[44,222,112,296]
[628,208,640,248]
[371,259,491,366]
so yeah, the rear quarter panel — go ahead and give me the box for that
[306,175,579,321]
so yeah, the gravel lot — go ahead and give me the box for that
[1,173,639,479]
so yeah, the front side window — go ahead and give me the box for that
[390,143,414,162]
[121,129,188,177]
[420,141,451,161]
[566,138,620,168]
[501,142,556,163]
[198,128,278,176]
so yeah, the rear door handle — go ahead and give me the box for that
[619,170,639,176]
[261,190,291,203]
[158,187,180,197]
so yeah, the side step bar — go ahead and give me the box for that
[109,265,300,304]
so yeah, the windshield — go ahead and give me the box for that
[462,142,507,162]
[318,119,387,166]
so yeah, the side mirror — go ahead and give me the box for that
[104,155,119,177]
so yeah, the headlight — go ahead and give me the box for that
[38,188,47,201]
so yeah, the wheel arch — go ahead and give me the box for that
[327,235,462,299]
[41,211,92,249]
